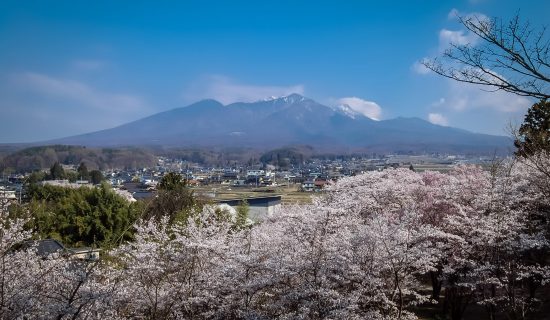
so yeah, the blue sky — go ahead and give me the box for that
[0,0,548,142]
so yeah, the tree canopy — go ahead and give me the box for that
[158,172,187,191]
[3,163,549,319]
[77,162,89,180]
[15,183,142,248]
[49,162,65,180]
[143,172,202,224]
[514,99,550,157]
[89,170,104,185]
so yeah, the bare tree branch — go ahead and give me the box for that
[423,13,550,100]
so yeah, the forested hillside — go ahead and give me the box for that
[0,145,156,172]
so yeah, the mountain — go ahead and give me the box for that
[47,94,512,154]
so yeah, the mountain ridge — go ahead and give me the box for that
[44,94,511,154]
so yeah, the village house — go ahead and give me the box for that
[23,239,101,261]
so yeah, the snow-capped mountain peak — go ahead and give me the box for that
[332,104,361,119]
[48,94,511,154]
[261,93,306,104]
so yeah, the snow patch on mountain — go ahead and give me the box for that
[336,97,382,120]
[332,104,361,119]
[261,93,307,104]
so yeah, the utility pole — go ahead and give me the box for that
[19,176,29,204]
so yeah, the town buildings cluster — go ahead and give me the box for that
[0,153,500,206]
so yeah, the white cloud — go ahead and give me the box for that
[14,72,149,113]
[411,60,431,75]
[438,29,479,51]
[428,113,449,126]
[439,29,471,46]
[6,71,153,138]
[423,72,532,135]
[442,80,532,113]
[447,9,489,23]
[183,75,305,105]
[419,9,529,114]
[432,98,446,107]
[438,10,489,52]
[336,97,382,120]
[413,10,490,75]
[0,72,155,141]
[447,8,460,20]
[413,9,530,134]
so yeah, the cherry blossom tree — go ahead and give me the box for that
[0,161,548,319]
[0,213,118,319]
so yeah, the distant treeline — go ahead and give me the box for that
[155,147,262,166]
[0,145,156,172]
[1,144,386,173]
[258,146,314,167]
[156,145,317,168]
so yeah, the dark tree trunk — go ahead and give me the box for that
[444,286,470,320]
[430,267,443,302]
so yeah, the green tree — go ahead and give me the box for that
[89,170,104,185]
[21,183,141,247]
[27,171,46,184]
[143,172,201,225]
[514,100,550,157]
[77,162,89,180]
[235,199,249,229]
[65,171,78,183]
[158,172,187,191]
[49,162,65,180]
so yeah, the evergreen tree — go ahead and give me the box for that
[514,100,550,157]
[89,170,104,185]
[144,172,200,224]
[49,162,65,180]
[158,172,186,191]
[77,162,89,180]
[235,199,249,229]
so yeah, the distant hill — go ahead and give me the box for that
[0,145,156,172]
[44,94,512,155]
[0,145,23,162]
[259,146,314,168]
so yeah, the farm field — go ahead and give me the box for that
[192,183,316,205]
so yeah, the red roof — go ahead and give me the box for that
[314,180,328,187]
